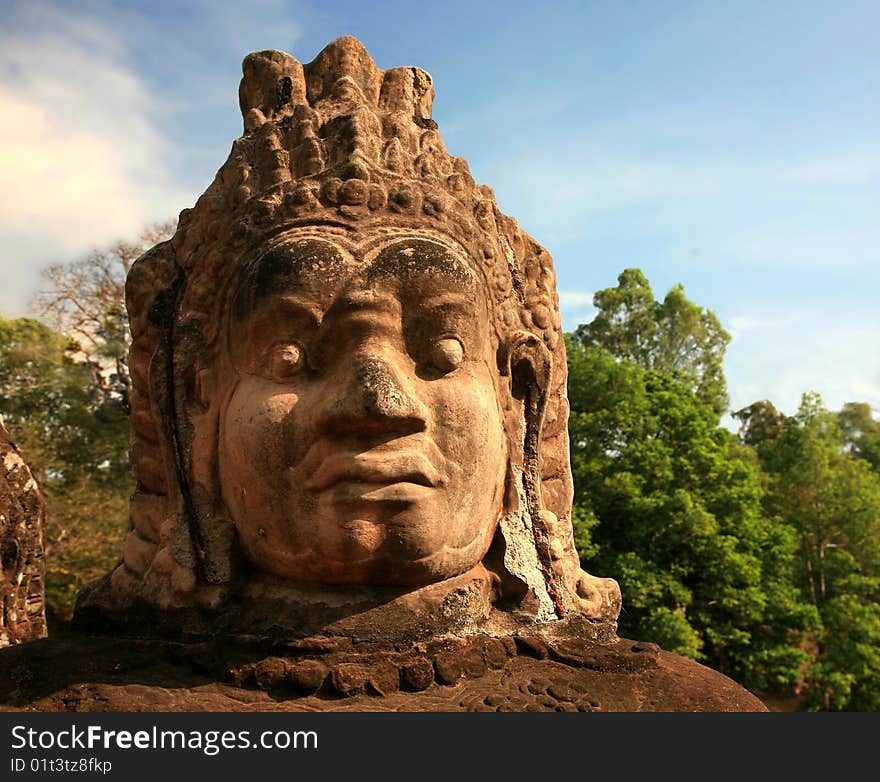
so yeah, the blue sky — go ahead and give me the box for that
[1,0,877,420]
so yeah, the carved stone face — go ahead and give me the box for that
[217,231,508,586]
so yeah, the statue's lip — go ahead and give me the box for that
[305,451,441,491]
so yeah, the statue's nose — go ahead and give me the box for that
[319,353,428,437]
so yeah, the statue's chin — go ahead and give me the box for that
[233,503,497,587]
[238,535,488,588]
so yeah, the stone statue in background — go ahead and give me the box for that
[0,421,46,646]
[0,37,765,711]
[75,35,620,641]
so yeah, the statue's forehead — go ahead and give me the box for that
[238,232,481,307]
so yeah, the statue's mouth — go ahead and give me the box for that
[305,451,441,493]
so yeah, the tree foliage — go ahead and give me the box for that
[0,318,129,483]
[567,337,816,690]
[837,401,880,472]
[736,393,880,710]
[574,269,731,415]
[569,271,880,709]
[0,317,131,619]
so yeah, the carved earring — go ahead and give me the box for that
[506,330,552,429]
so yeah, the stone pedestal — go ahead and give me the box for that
[0,630,766,712]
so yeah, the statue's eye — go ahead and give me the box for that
[266,342,307,381]
[429,337,464,373]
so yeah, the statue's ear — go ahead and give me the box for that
[490,330,563,618]
[502,330,553,434]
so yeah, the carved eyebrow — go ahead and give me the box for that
[416,292,473,309]
[368,239,478,280]
[242,239,352,306]
[331,290,401,319]
[246,294,323,334]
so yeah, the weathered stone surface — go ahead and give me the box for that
[253,657,291,690]
[289,659,327,693]
[0,634,768,712]
[367,662,400,696]
[0,422,46,647]
[433,653,464,686]
[400,657,434,692]
[483,637,510,669]
[461,646,489,679]
[330,663,370,696]
[514,636,549,659]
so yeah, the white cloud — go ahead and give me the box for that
[725,312,880,417]
[851,382,880,402]
[557,290,597,330]
[0,7,194,318]
[727,316,763,333]
[783,155,880,186]
[728,224,878,271]
[726,314,798,343]
[727,315,781,332]
[465,103,880,275]
[483,148,726,244]
[558,290,595,308]
[0,1,313,320]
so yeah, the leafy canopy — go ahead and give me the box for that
[574,269,730,415]
[737,393,880,710]
[567,336,816,691]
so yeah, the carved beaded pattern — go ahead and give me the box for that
[190,633,656,711]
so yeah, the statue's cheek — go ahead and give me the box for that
[222,381,303,475]
[429,377,505,484]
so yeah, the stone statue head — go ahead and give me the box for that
[77,37,620,639]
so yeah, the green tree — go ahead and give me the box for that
[837,401,880,472]
[0,317,131,621]
[0,317,131,486]
[737,393,880,710]
[735,399,787,451]
[574,269,731,415]
[567,338,816,692]
[0,317,81,431]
